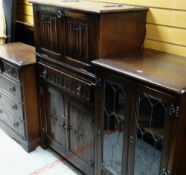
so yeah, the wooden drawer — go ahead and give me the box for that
[0,90,24,120]
[39,64,93,103]
[1,61,20,81]
[0,75,22,100]
[0,108,25,138]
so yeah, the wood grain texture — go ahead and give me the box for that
[0,42,35,66]
[92,49,186,94]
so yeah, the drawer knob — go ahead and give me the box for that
[14,122,19,128]
[9,86,16,92]
[0,109,3,114]
[42,69,47,79]
[76,85,82,95]
[0,94,1,98]
[12,104,18,110]
[57,10,64,18]
[130,136,134,144]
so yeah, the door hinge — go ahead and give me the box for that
[95,77,102,87]
[169,104,180,118]
[161,168,171,175]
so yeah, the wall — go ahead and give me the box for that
[16,0,186,57]
[16,0,33,26]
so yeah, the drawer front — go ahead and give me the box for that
[0,75,22,99]
[0,108,25,138]
[39,64,93,103]
[0,90,24,119]
[2,61,20,81]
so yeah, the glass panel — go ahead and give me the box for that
[134,94,167,175]
[103,81,126,175]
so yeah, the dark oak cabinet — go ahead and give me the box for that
[38,62,95,174]
[0,43,40,152]
[31,1,148,174]
[30,1,186,174]
[92,50,186,175]
[33,2,148,71]
[96,78,176,175]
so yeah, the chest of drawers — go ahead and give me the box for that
[0,43,40,152]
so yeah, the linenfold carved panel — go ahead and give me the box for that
[66,19,89,62]
[38,13,64,54]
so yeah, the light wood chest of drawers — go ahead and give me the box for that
[0,43,40,152]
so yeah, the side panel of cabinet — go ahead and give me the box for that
[39,83,67,154]
[65,96,95,174]
[128,86,178,175]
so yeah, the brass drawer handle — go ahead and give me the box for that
[9,86,16,92]
[12,104,18,110]
[13,122,19,128]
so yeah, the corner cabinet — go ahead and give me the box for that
[92,50,186,175]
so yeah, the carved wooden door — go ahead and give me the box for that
[128,86,178,175]
[40,84,67,155]
[65,96,95,175]
[35,8,65,59]
[65,16,96,63]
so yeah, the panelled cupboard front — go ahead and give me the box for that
[38,62,95,174]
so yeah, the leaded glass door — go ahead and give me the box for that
[130,87,176,175]
[99,79,133,175]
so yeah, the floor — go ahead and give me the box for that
[0,128,82,175]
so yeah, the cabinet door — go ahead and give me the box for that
[96,78,133,175]
[40,84,67,154]
[66,96,95,175]
[129,87,178,175]
[65,15,96,63]
[35,7,65,59]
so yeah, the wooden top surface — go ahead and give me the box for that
[29,0,147,14]
[0,42,36,66]
[92,49,186,94]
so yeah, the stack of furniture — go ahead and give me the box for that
[0,0,180,175]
